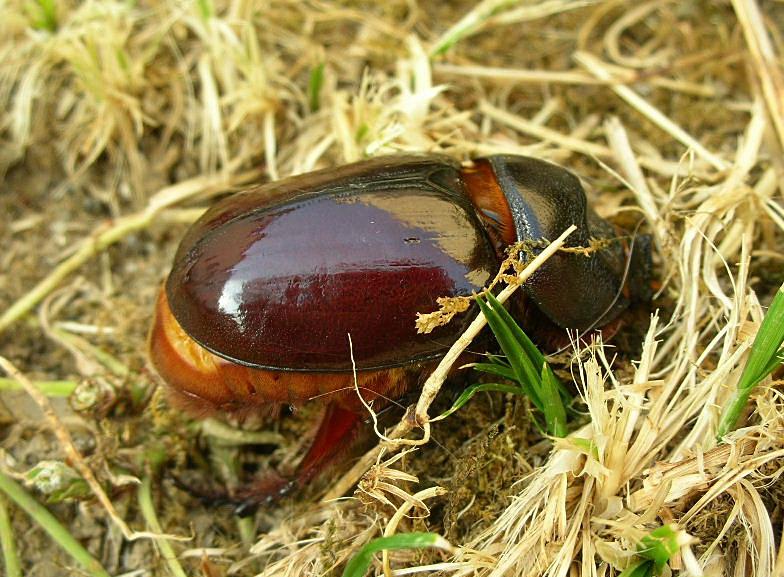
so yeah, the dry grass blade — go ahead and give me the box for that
[732,0,784,151]
[435,64,602,85]
[478,100,695,178]
[575,51,730,172]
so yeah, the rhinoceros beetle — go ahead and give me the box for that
[148,154,651,511]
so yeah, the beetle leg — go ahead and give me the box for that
[233,402,364,516]
[170,472,235,509]
[290,402,364,484]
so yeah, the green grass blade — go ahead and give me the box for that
[616,524,681,577]
[444,293,571,434]
[540,362,568,437]
[736,284,784,391]
[618,560,654,577]
[0,471,110,577]
[28,0,58,31]
[484,292,547,371]
[476,295,541,407]
[468,362,518,381]
[570,438,599,459]
[0,378,76,396]
[438,383,523,419]
[308,62,325,112]
[196,0,213,19]
[483,328,570,403]
[341,532,451,577]
[0,494,21,577]
[428,0,521,57]
[138,476,188,577]
[760,347,784,380]
[717,283,784,438]
[637,524,680,572]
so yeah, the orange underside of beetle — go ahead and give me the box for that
[148,288,416,417]
[149,288,432,508]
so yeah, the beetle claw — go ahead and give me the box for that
[172,469,298,515]
[231,474,298,517]
[170,472,233,508]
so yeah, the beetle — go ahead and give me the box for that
[148,154,650,511]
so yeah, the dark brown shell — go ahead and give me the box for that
[166,155,498,372]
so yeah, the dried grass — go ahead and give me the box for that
[1,1,784,576]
